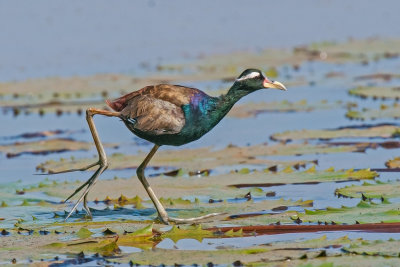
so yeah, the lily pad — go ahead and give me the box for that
[228,100,342,118]
[0,138,117,158]
[346,103,400,121]
[385,157,400,168]
[343,239,400,258]
[276,255,400,267]
[76,228,93,239]
[230,168,378,188]
[37,142,372,174]
[24,167,376,220]
[271,124,399,141]
[293,200,400,224]
[349,86,400,100]
[3,129,81,140]
[354,73,400,81]
[335,181,400,199]
[111,235,371,266]
[161,224,214,242]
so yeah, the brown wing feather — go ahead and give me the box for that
[121,95,185,135]
[106,84,202,112]
[105,84,202,135]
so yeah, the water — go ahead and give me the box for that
[1,1,400,81]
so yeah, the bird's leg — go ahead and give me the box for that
[83,191,92,219]
[136,144,170,224]
[63,108,120,220]
[137,145,222,225]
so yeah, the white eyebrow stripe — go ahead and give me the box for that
[236,72,260,81]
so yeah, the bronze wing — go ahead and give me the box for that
[119,94,185,135]
[106,84,204,135]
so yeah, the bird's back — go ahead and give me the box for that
[106,84,204,112]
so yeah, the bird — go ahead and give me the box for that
[53,68,287,224]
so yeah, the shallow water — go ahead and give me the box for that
[1,1,400,81]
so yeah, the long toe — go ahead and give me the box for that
[168,212,224,224]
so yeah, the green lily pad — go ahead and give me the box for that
[37,142,371,174]
[343,239,400,258]
[228,100,343,118]
[271,124,399,141]
[162,224,214,242]
[346,103,400,120]
[355,73,400,81]
[0,138,117,158]
[75,228,93,239]
[335,181,399,199]
[171,199,313,222]
[292,200,400,224]
[25,167,377,208]
[349,86,400,100]
[112,235,363,266]
[273,255,400,267]
[62,238,121,256]
[117,224,155,250]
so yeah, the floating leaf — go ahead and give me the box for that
[117,224,155,250]
[354,73,400,81]
[349,86,400,100]
[346,103,400,120]
[37,142,370,173]
[0,138,117,158]
[97,240,121,257]
[224,228,243,237]
[271,124,399,141]
[336,181,400,199]
[294,200,400,224]
[76,228,93,239]
[343,239,400,258]
[162,225,214,243]
[228,100,341,118]
[385,157,400,168]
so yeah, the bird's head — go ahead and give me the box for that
[233,69,287,92]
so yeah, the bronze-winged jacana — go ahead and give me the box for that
[55,69,286,224]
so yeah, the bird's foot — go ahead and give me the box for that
[40,161,100,175]
[162,212,224,225]
[62,162,108,221]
